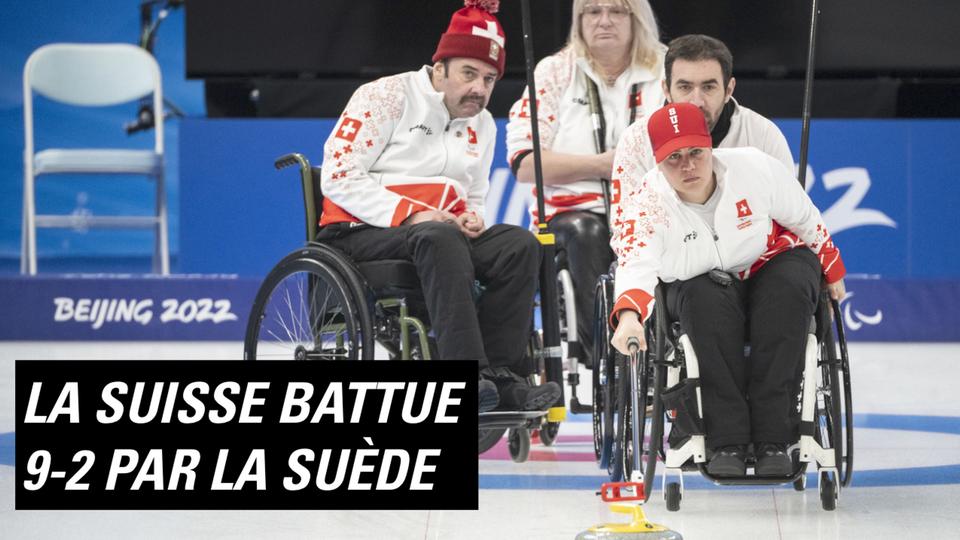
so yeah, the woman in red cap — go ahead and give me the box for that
[608,102,847,477]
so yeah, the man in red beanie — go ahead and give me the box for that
[317,0,560,414]
[609,102,846,477]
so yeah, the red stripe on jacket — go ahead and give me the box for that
[319,183,467,228]
[740,221,846,283]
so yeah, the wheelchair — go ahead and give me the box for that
[542,204,626,468]
[242,153,563,462]
[594,277,854,512]
[552,254,621,477]
[519,229,608,451]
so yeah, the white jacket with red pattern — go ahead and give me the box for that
[320,66,495,228]
[504,47,664,223]
[610,145,846,326]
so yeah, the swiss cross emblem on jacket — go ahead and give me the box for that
[736,198,753,218]
[336,117,363,142]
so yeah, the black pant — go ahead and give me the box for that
[664,248,821,448]
[551,211,613,364]
[317,222,541,372]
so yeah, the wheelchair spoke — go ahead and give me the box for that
[284,280,303,343]
[247,257,364,361]
[280,289,304,344]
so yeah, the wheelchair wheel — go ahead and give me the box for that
[634,310,668,501]
[830,298,855,488]
[816,295,854,489]
[244,247,374,360]
[606,353,626,481]
[632,290,676,497]
[478,427,506,454]
[618,352,642,481]
[620,319,660,490]
[538,421,560,447]
[592,276,617,469]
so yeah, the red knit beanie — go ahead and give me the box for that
[432,0,506,77]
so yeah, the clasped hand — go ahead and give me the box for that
[403,210,485,238]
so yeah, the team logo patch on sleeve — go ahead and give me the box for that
[335,117,363,142]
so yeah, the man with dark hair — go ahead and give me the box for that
[664,33,734,96]
[625,34,794,176]
[317,0,560,413]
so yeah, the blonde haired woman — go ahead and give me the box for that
[505,0,665,367]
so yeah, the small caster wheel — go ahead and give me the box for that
[539,421,560,446]
[665,481,682,512]
[793,474,807,491]
[819,473,837,511]
[791,450,806,491]
[508,427,531,463]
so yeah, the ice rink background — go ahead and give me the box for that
[1,341,959,539]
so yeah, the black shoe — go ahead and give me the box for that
[478,379,499,413]
[497,380,562,411]
[754,442,793,476]
[706,444,747,477]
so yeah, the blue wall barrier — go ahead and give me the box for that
[180,117,960,279]
[2,116,958,341]
[7,112,959,280]
[0,274,956,341]
[0,275,257,341]
[177,116,959,343]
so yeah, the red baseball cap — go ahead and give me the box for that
[647,102,712,163]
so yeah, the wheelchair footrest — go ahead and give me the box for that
[478,410,545,429]
[695,461,807,486]
[569,397,592,415]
